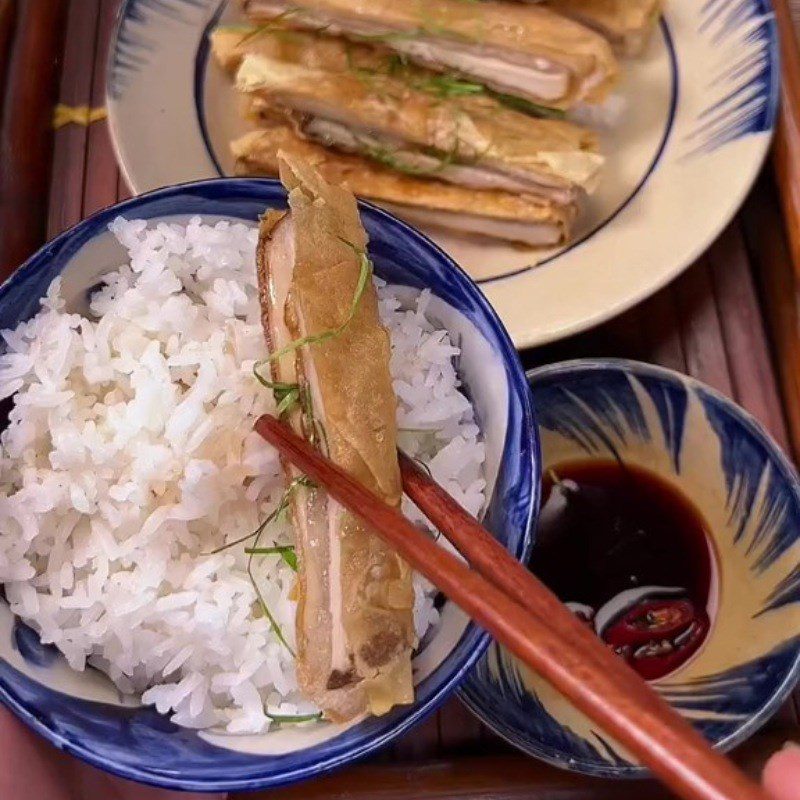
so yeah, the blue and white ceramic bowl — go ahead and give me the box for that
[0,179,538,791]
[461,359,800,777]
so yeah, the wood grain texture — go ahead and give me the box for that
[46,0,102,237]
[673,259,734,397]
[0,0,67,278]
[740,176,800,724]
[773,0,800,283]
[746,183,800,457]
[82,0,121,217]
[0,1,17,125]
[791,0,800,31]
[242,728,796,800]
[638,286,687,372]
[772,0,800,506]
[707,224,791,450]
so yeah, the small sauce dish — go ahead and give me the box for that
[461,358,800,777]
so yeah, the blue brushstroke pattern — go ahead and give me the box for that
[761,565,800,615]
[534,370,647,461]
[637,372,688,472]
[684,0,777,156]
[12,619,58,668]
[661,637,800,744]
[467,651,630,772]
[532,365,689,473]
[110,0,213,99]
[698,385,800,576]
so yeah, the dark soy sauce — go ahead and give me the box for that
[533,460,715,680]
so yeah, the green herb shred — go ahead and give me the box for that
[266,711,323,724]
[245,544,298,572]
[342,47,563,119]
[205,475,315,556]
[413,74,485,98]
[485,90,565,119]
[253,366,303,417]
[241,476,316,654]
[236,9,300,44]
[360,143,435,176]
[266,243,373,363]
[247,523,295,655]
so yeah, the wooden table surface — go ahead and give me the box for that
[1,1,799,797]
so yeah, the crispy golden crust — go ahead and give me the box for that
[257,157,415,719]
[214,28,602,189]
[245,59,597,154]
[278,156,402,504]
[544,0,662,56]
[237,56,601,184]
[242,0,619,104]
[282,156,415,715]
[233,127,575,237]
[257,211,373,721]
[214,24,604,199]
[212,25,360,73]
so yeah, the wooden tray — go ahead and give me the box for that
[0,1,798,796]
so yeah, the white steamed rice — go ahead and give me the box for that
[0,217,485,733]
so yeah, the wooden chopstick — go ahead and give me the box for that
[255,414,769,800]
[399,452,664,709]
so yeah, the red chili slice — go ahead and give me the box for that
[604,599,697,647]
[632,616,709,680]
[602,599,710,681]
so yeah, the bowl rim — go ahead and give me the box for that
[0,176,540,791]
[460,357,800,779]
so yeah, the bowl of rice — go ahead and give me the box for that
[0,179,538,791]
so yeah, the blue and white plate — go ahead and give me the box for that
[0,179,538,791]
[461,359,800,777]
[107,0,778,348]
